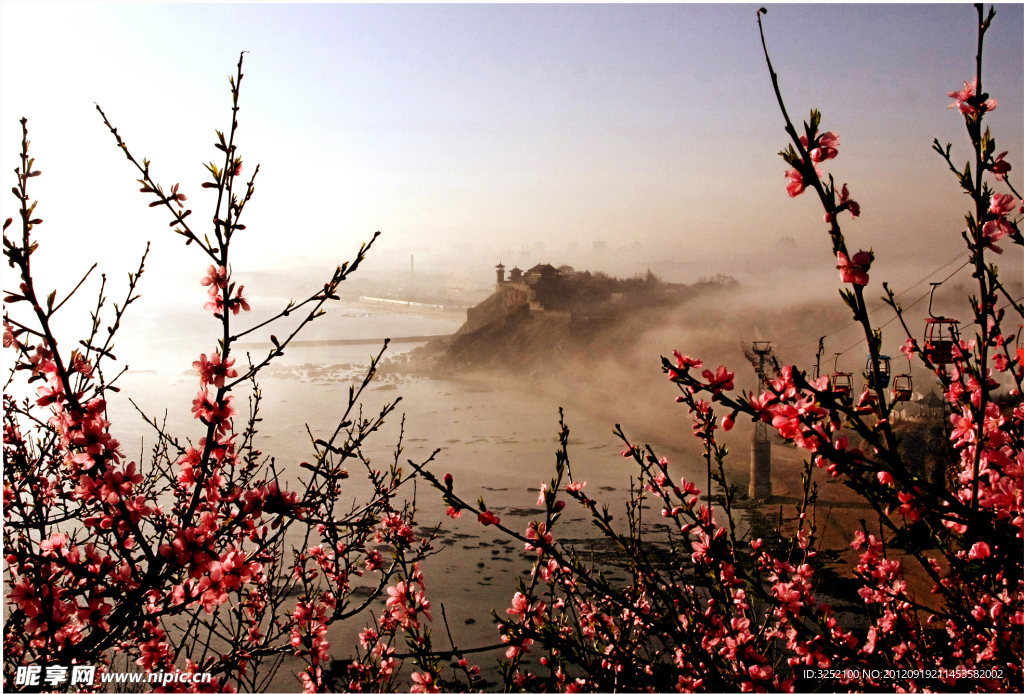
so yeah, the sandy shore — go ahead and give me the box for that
[742,441,942,613]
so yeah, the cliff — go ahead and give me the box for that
[408,273,741,378]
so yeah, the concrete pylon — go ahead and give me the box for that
[749,341,773,499]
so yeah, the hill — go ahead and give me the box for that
[406,267,740,377]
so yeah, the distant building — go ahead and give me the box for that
[524,263,559,284]
[476,258,703,332]
[489,261,562,314]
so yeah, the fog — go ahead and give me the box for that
[3,4,1022,289]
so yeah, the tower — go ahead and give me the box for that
[495,262,506,287]
[750,341,773,499]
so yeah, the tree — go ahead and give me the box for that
[408,6,1022,692]
[4,54,438,693]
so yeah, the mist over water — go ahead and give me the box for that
[95,299,712,688]
[10,247,1018,689]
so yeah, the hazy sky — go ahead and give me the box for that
[2,3,1022,283]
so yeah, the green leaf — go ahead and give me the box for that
[839,289,857,312]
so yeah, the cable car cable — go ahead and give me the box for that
[834,260,971,357]
[775,249,972,352]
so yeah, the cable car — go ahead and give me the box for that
[924,318,961,366]
[892,374,913,402]
[866,354,892,388]
[831,372,853,395]
[923,283,961,367]
[829,354,852,398]
[859,384,878,407]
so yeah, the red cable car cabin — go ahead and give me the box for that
[891,374,913,402]
[859,384,878,407]
[924,317,961,366]
[830,372,853,396]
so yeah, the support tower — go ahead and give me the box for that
[750,341,773,499]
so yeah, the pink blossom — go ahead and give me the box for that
[507,591,531,618]
[71,352,93,377]
[191,389,237,432]
[357,627,378,650]
[39,533,68,557]
[385,581,409,610]
[166,183,187,208]
[785,168,807,197]
[982,192,1017,248]
[193,351,238,389]
[784,162,823,197]
[810,131,839,162]
[947,77,997,114]
[204,285,225,316]
[364,549,383,572]
[968,541,991,560]
[191,388,217,422]
[4,320,19,349]
[201,265,228,289]
[445,505,462,518]
[990,192,1016,217]
[772,581,803,615]
[502,634,534,659]
[507,591,548,626]
[701,365,735,394]
[410,671,440,693]
[478,510,500,526]
[836,250,871,286]
[796,528,810,550]
[228,285,251,315]
[35,373,65,408]
[836,183,860,219]
[900,338,917,361]
[672,351,703,369]
[991,151,1011,180]
[525,522,553,554]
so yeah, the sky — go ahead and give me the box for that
[2,3,1022,287]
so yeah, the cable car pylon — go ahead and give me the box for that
[749,341,774,500]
